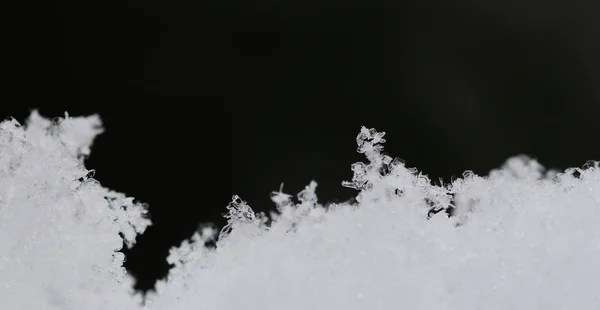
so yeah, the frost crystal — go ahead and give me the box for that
[0,111,149,310]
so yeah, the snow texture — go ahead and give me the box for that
[0,111,150,310]
[4,112,600,310]
[146,127,600,310]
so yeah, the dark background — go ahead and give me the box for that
[2,1,600,293]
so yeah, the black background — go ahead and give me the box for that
[2,1,600,293]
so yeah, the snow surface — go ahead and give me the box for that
[2,113,600,309]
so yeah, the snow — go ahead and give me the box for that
[0,111,149,309]
[146,127,600,309]
[3,112,600,309]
